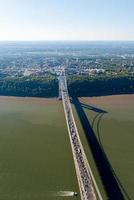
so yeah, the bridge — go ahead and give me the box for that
[59,74,103,200]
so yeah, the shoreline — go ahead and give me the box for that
[0,93,134,100]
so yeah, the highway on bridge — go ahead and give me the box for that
[59,74,103,200]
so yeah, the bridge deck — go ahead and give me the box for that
[59,75,98,200]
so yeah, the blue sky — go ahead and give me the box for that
[0,0,134,41]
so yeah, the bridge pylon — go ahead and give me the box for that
[58,76,62,100]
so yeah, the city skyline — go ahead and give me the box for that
[0,0,134,41]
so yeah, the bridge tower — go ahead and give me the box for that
[58,76,62,100]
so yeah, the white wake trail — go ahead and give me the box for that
[54,191,75,197]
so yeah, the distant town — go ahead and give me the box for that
[0,42,133,98]
[0,42,134,78]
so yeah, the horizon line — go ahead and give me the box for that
[0,40,134,43]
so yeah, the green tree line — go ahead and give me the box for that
[0,75,133,97]
[0,76,58,97]
[67,75,134,97]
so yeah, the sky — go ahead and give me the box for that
[0,0,134,41]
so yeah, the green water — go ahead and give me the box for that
[0,97,80,200]
[73,95,134,200]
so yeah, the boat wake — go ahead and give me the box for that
[54,191,76,197]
